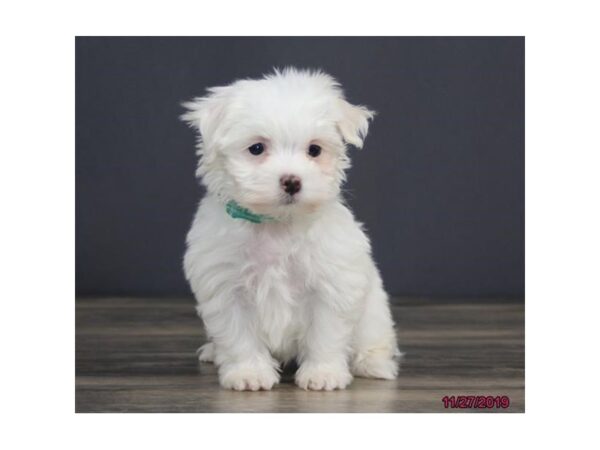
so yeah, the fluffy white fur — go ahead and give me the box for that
[182,68,400,391]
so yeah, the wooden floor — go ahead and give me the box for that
[76,297,524,413]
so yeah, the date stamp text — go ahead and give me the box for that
[442,395,510,409]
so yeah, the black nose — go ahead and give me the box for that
[280,175,302,195]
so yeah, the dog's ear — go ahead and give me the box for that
[180,86,231,149]
[335,99,375,149]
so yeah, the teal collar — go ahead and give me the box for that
[225,200,274,224]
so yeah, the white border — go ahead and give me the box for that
[2,0,599,449]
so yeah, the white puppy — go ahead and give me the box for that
[181,68,399,391]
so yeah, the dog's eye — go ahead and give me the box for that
[248,143,265,156]
[308,144,322,158]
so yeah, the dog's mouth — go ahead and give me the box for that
[242,196,299,215]
[282,195,297,205]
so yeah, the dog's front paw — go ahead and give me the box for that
[295,362,353,391]
[219,362,280,391]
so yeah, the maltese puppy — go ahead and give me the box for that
[181,68,399,391]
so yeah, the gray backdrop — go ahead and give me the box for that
[76,37,524,298]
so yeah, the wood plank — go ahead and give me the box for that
[76,297,524,413]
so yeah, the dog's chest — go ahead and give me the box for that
[241,226,311,354]
[243,225,309,291]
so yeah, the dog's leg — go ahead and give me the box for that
[295,300,354,391]
[351,276,400,380]
[197,342,215,362]
[201,300,280,391]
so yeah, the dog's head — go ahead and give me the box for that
[181,68,374,218]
